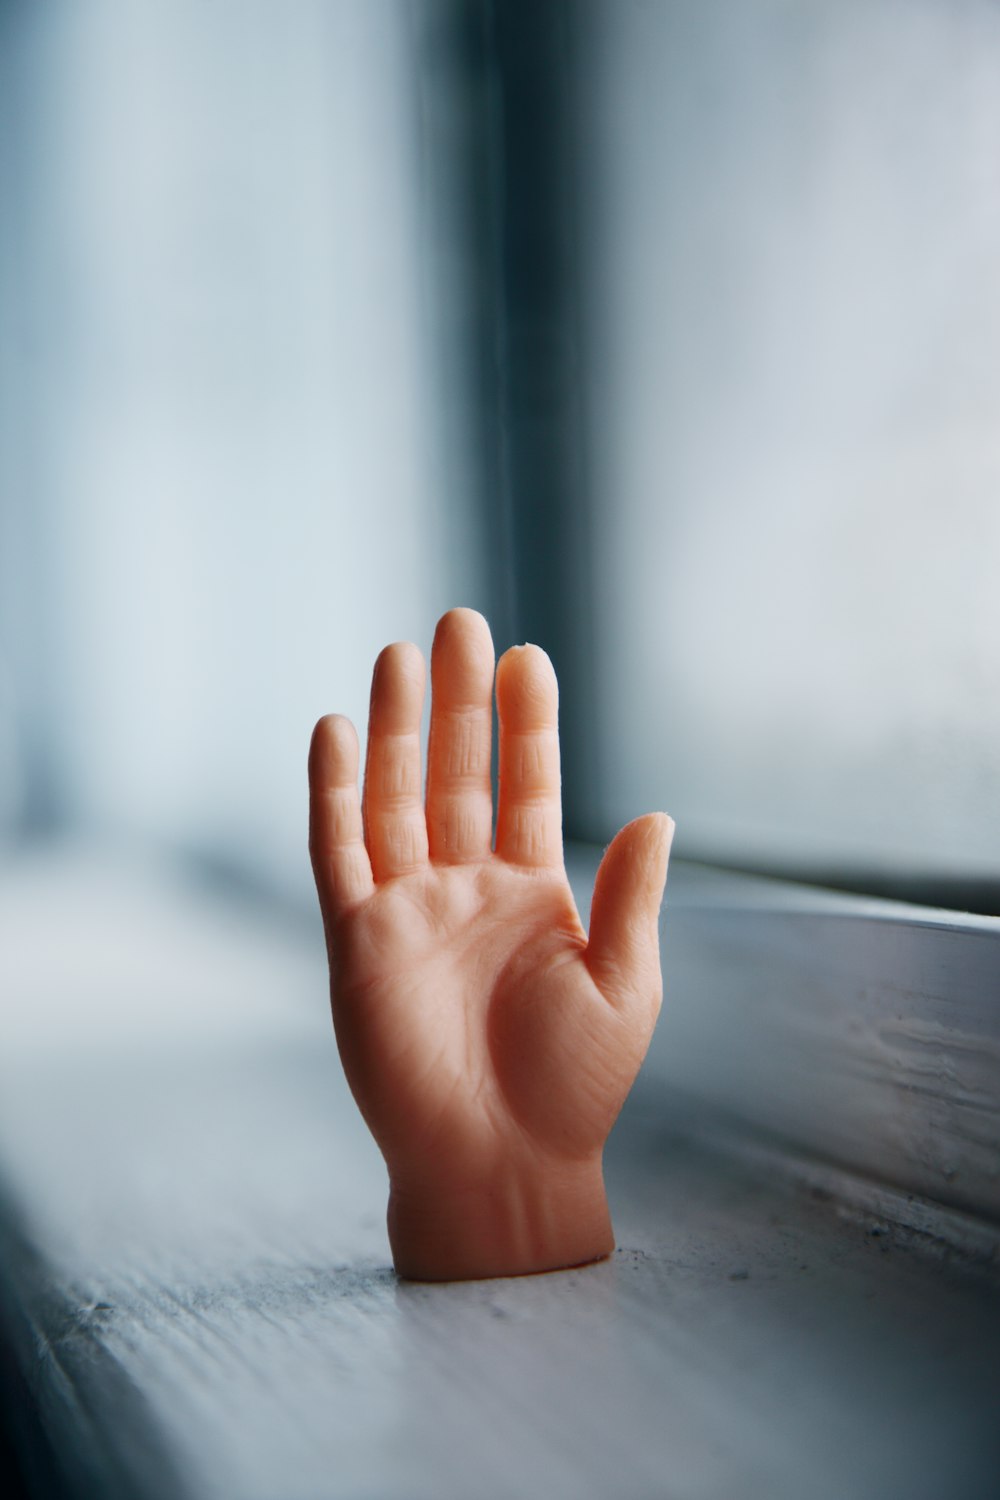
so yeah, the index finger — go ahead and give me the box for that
[494,644,563,869]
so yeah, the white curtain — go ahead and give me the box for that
[0,1,483,896]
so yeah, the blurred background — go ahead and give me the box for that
[2,0,999,914]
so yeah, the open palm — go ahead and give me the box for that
[309,609,672,1279]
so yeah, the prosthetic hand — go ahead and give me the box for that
[309,608,672,1280]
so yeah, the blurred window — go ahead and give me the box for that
[574,0,1000,910]
[2,0,998,914]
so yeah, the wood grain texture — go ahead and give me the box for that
[567,849,1000,1232]
[1,847,998,1500]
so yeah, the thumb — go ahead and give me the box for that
[585,813,674,1008]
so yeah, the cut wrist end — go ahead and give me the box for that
[388,1158,614,1282]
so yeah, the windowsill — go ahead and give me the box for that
[0,841,998,1499]
[569,843,1000,1251]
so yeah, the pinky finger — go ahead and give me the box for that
[309,715,375,919]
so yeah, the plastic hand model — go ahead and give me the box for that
[309,608,673,1280]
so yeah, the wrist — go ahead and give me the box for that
[387,1154,614,1281]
